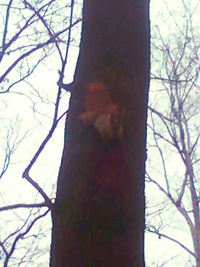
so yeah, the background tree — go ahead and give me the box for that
[146,0,200,266]
[0,1,81,266]
[50,0,150,266]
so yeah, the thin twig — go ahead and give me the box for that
[147,227,196,258]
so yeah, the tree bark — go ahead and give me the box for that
[50,1,150,266]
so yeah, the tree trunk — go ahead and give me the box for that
[50,1,150,266]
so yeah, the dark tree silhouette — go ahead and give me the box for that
[50,1,150,266]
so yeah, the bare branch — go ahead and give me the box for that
[22,0,75,208]
[3,208,50,267]
[0,19,81,85]
[0,203,47,212]
[1,0,14,56]
[0,1,55,62]
[146,174,194,232]
[23,0,63,62]
[147,227,196,258]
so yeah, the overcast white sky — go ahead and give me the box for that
[0,0,200,266]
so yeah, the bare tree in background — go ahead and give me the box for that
[0,1,81,266]
[147,1,200,266]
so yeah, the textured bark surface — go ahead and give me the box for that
[50,1,150,266]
